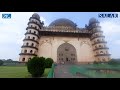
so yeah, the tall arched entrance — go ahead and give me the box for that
[57,43,77,64]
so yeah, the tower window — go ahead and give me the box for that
[22,58,25,61]
[100,51,103,54]
[24,50,27,53]
[29,30,31,33]
[26,43,29,46]
[33,37,35,40]
[34,31,36,34]
[31,25,33,27]
[95,46,97,48]
[28,58,31,60]
[35,26,37,29]
[30,50,33,54]
[28,36,30,39]
[97,39,99,42]
[31,43,34,46]
[99,45,101,47]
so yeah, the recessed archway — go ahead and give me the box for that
[57,43,77,64]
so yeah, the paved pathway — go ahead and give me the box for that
[54,64,87,78]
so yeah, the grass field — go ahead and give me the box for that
[0,66,51,78]
[69,64,120,78]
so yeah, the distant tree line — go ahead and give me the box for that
[0,59,23,66]
[93,58,120,65]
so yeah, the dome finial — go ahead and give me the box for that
[32,13,40,20]
[89,17,99,25]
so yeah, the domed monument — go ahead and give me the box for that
[19,13,111,64]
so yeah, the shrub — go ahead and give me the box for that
[93,61,99,64]
[27,56,45,77]
[0,60,4,66]
[45,58,54,68]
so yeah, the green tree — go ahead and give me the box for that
[27,56,45,77]
[0,60,4,66]
[45,58,54,68]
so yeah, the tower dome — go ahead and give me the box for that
[32,13,40,20]
[49,18,77,28]
[89,17,99,25]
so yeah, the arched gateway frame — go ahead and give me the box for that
[57,43,77,64]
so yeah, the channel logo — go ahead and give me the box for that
[2,14,11,19]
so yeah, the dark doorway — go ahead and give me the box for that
[66,58,68,61]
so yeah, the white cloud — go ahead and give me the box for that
[100,20,120,34]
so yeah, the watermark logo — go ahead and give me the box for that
[2,14,11,19]
[98,13,118,18]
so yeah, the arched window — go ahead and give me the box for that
[28,36,30,39]
[24,50,27,53]
[28,58,31,60]
[31,25,33,27]
[31,43,34,46]
[29,30,31,33]
[95,46,97,48]
[33,37,35,40]
[100,51,103,54]
[97,39,99,42]
[22,58,25,61]
[34,31,36,34]
[30,50,33,53]
[99,45,101,47]
[35,26,37,29]
[26,43,29,46]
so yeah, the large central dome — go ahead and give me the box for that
[49,18,77,28]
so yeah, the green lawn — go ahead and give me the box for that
[0,66,51,78]
[69,64,120,78]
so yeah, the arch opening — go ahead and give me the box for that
[57,43,77,64]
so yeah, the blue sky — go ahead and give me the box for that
[0,12,120,61]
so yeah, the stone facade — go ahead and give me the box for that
[19,13,111,64]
